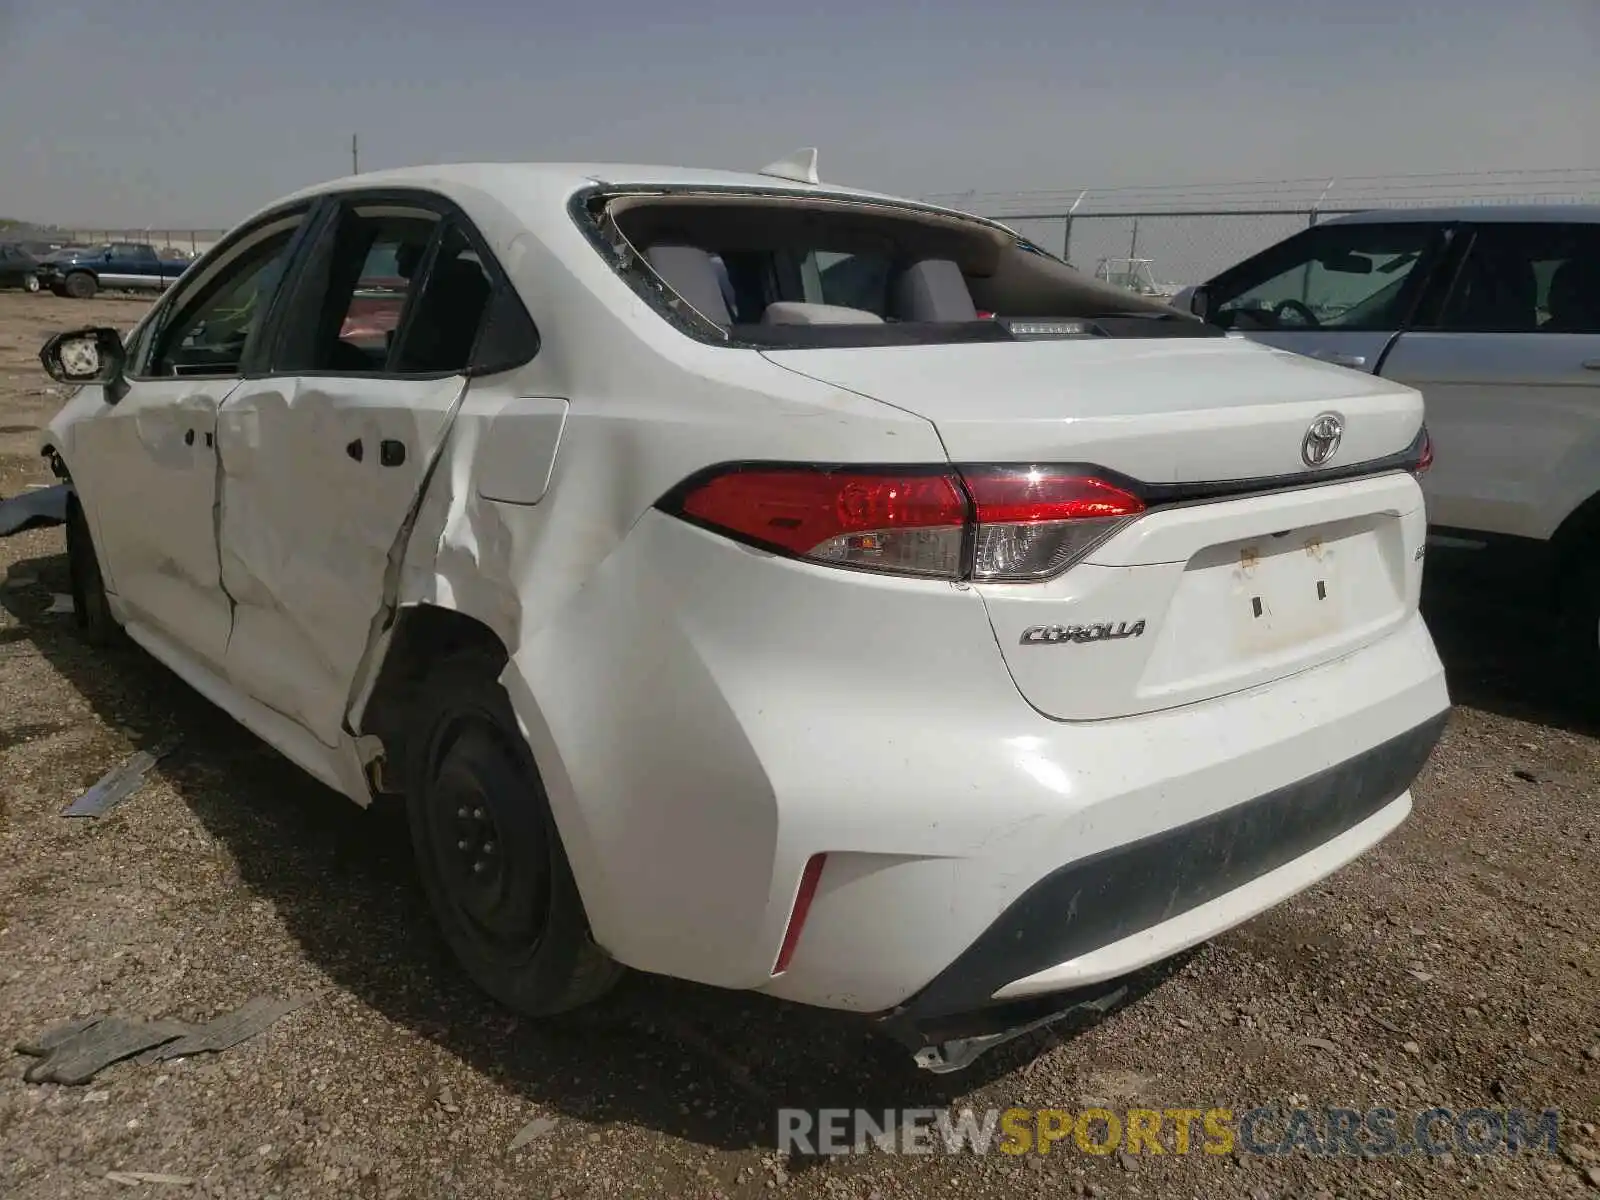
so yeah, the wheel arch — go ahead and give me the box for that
[1548,490,1600,604]
[353,598,618,955]
[354,602,509,793]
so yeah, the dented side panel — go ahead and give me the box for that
[68,377,236,670]
[216,373,467,747]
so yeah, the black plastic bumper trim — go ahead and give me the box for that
[894,710,1448,1025]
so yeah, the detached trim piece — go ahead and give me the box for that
[890,711,1448,1028]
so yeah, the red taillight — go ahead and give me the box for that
[961,468,1145,582]
[773,853,827,976]
[1413,427,1434,476]
[669,464,1145,582]
[677,467,969,578]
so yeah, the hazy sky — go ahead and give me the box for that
[1,0,1595,227]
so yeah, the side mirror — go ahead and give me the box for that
[40,327,129,397]
[1174,285,1211,321]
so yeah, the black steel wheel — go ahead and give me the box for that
[65,496,120,646]
[404,661,622,1015]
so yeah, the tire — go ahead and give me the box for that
[23,274,40,293]
[63,271,97,300]
[403,661,622,1015]
[1557,549,1600,669]
[65,498,121,647]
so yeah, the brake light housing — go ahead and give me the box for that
[664,463,1146,583]
[961,468,1145,582]
[1411,425,1434,476]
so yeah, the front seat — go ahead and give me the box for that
[1544,256,1600,333]
[1451,252,1538,332]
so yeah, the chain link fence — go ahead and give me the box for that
[931,169,1600,296]
[998,208,1343,294]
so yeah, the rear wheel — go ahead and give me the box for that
[63,271,97,300]
[1551,544,1600,708]
[65,498,120,647]
[403,662,622,1015]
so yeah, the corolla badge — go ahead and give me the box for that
[1020,620,1146,645]
[1301,412,1344,468]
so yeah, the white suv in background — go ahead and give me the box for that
[38,160,1449,1071]
[1180,206,1600,667]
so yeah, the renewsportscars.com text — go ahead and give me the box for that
[777,1106,1561,1158]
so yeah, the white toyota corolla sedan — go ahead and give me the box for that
[37,154,1450,1071]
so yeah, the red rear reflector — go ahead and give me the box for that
[677,469,968,578]
[773,853,827,976]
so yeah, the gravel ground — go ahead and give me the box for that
[0,291,1596,1199]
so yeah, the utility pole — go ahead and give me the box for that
[351,134,360,176]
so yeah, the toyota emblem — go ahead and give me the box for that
[1301,412,1344,468]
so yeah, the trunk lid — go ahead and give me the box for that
[760,335,1420,480]
[762,336,1429,721]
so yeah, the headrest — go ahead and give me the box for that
[893,259,977,322]
[645,244,731,326]
[1547,257,1600,329]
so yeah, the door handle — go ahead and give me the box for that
[379,439,406,467]
[183,428,195,446]
[346,438,364,463]
[1312,351,1367,369]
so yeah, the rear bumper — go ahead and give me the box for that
[886,711,1444,1031]
[507,513,1450,1012]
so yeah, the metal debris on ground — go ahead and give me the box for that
[105,1171,196,1188]
[508,1116,558,1152]
[18,1017,192,1085]
[150,995,310,1061]
[61,737,181,818]
[0,482,68,537]
[16,996,307,1085]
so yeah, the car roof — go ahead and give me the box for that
[1323,204,1600,226]
[270,161,991,228]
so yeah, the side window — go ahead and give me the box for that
[144,218,303,378]
[272,203,500,377]
[390,225,494,374]
[1432,224,1600,335]
[1209,225,1438,332]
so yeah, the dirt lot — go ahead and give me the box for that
[0,291,1596,1199]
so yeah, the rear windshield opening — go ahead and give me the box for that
[578,190,1218,348]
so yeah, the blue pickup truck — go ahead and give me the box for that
[35,241,193,299]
